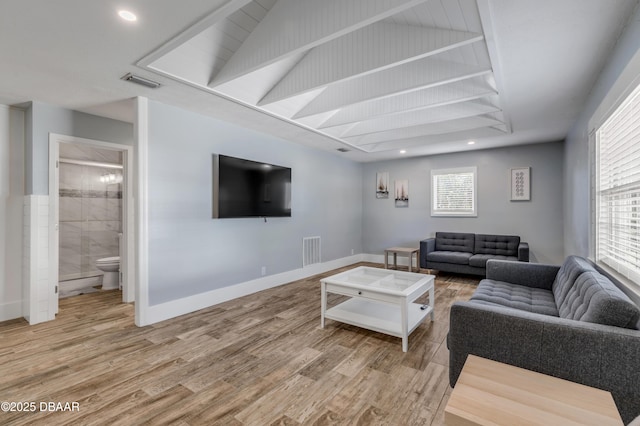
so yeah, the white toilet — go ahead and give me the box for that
[96,256,120,290]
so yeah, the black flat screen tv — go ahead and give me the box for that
[212,154,292,218]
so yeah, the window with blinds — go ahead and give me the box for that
[431,167,477,217]
[596,82,640,286]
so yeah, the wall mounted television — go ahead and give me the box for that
[212,154,292,219]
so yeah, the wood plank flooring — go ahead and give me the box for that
[0,262,478,425]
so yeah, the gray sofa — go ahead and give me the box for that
[448,256,640,424]
[420,231,529,276]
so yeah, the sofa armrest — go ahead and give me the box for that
[518,242,529,262]
[486,259,559,290]
[448,301,640,424]
[419,238,435,269]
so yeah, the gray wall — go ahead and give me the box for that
[147,100,363,305]
[564,3,640,257]
[25,102,133,195]
[362,142,564,264]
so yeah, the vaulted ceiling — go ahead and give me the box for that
[143,0,509,155]
[1,0,638,162]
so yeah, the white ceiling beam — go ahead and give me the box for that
[294,57,491,118]
[257,22,483,105]
[138,0,255,68]
[212,53,307,105]
[210,0,430,87]
[321,122,360,139]
[362,126,509,152]
[317,76,496,128]
[337,100,500,138]
[476,0,511,134]
[345,115,504,145]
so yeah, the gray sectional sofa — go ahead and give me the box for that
[420,231,529,276]
[448,256,640,424]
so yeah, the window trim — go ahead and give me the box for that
[593,81,640,292]
[589,71,640,309]
[430,166,477,217]
[585,46,640,305]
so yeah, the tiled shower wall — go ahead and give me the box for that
[58,145,122,281]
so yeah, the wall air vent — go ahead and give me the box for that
[121,73,161,89]
[303,236,321,267]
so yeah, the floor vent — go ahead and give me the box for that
[303,236,321,267]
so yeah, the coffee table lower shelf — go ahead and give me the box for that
[324,298,432,341]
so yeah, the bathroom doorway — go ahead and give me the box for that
[48,134,134,314]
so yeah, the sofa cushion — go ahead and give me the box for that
[427,251,473,265]
[475,234,520,256]
[435,232,475,253]
[470,279,559,316]
[552,255,597,309]
[469,254,518,268]
[557,271,640,329]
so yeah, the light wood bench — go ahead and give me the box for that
[445,355,623,426]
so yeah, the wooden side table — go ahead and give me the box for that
[384,247,420,272]
[445,355,623,426]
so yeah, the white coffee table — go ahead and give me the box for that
[320,266,435,352]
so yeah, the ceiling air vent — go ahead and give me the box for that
[337,148,350,153]
[121,73,161,89]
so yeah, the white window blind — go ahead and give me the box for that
[431,167,477,217]
[596,82,640,285]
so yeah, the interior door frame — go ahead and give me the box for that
[48,133,135,315]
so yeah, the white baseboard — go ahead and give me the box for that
[363,253,416,268]
[0,300,22,322]
[3,252,416,326]
[361,253,382,263]
[145,254,366,325]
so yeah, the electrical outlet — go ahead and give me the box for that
[351,249,355,255]
[261,266,266,276]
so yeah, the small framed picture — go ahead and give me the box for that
[510,167,530,201]
[395,179,409,207]
[376,172,389,199]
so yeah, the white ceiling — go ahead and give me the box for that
[0,0,637,162]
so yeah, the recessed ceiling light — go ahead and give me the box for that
[118,10,137,22]
[468,141,476,145]
[400,150,407,154]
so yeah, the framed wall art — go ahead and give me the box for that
[510,167,530,201]
[376,172,389,199]
[395,179,409,207]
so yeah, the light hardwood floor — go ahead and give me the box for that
[0,263,478,425]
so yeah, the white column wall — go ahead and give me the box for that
[1,105,25,321]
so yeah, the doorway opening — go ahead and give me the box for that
[48,134,134,316]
